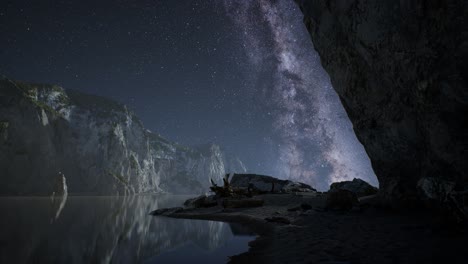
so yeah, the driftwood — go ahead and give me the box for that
[208,173,270,210]
[207,174,265,208]
[210,174,270,198]
[209,174,235,197]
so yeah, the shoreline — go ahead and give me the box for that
[153,193,468,264]
[152,193,329,263]
[159,207,275,263]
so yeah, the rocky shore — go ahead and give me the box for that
[151,176,468,263]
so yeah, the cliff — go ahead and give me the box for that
[0,78,246,195]
[296,0,468,204]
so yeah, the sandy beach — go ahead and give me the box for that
[154,194,468,264]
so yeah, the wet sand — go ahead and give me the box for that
[156,194,468,264]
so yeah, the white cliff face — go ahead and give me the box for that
[150,142,234,194]
[0,78,246,195]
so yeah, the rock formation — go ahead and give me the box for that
[230,173,316,193]
[329,178,378,198]
[296,0,468,204]
[0,78,246,195]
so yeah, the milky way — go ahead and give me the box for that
[1,0,378,190]
[221,0,378,190]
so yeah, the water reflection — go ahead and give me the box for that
[0,195,255,263]
[51,195,68,221]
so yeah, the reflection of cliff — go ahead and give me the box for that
[0,196,234,264]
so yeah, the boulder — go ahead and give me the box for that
[417,177,467,222]
[330,178,378,198]
[417,177,455,202]
[230,173,316,193]
[283,181,316,193]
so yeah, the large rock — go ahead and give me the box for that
[330,178,378,198]
[0,78,246,195]
[230,173,316,193]
[297,0,468,204]
[417,177,455,202]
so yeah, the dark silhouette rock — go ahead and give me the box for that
[330,178,378,198]
[417,177,468,222]
[297,0,468,205]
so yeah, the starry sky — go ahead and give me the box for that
[0,0,377,190]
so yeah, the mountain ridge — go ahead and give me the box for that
[0,77,246,195]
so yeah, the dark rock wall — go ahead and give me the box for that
[296,0,468,203]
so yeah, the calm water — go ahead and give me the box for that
[0,195,255,264]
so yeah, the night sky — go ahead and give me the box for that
[0,0,377,190]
